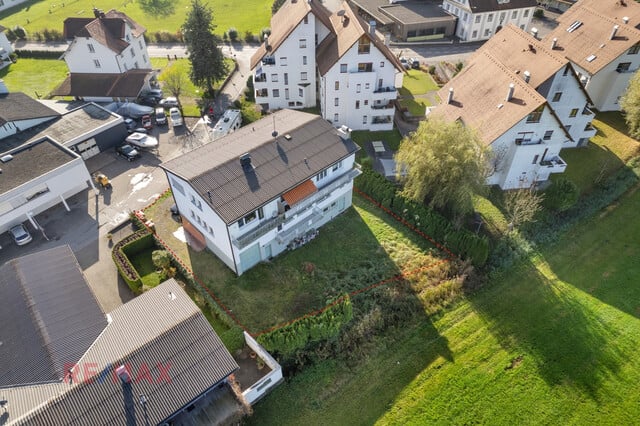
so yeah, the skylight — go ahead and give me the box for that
[586,55,597,62]
[567,21,583,33]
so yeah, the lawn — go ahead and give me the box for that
[128,247,163,289]
[398,69,439,95]
[556,112,640,194]
[351,129,403,153]
[250,178,640,425]
[0,58,68,97]
[398,97,430,116]
[0,0,272,38]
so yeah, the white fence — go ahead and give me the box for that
[242,332,284,405]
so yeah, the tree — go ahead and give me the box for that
[620,71,640,138]
[158,64,186,103]
[182,0,227,95]
[272,0,286,15]
[504,186,545,228]
[543,177,579,212]
[395,117,488,218]
[152,250,174,278]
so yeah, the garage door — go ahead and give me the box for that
[239,243,261,273]
[74,138,100,160]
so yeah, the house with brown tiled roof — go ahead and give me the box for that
[433,24,597,189]
[55,8,155,102]
[250,0,404,131]
[542,0,640,111]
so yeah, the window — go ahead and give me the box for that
[629,44,640,55]
[365,83,370,90]
[569,108,579,118]
[616,62,632,72]
[499,12,506,22]
[335,81,339,90]
[280,57,287,66]
[316,169,328,181]
[364,100,368,106]
[88,43,95,53]
[475,15,481,24]
[131,48,135,58]
[202,220,207,230]
[299,88,304,97]
[134,62,139,69]
[271,74,278,82]
[304,15,309,24]
[208,226,214,236]
[472,30,478,38]
[126,34,131,42]
[93,59,101,68]
[303,55,307,65]
[299,39,307,48]
[563,64,570,76]
[340,64,347,73]
[284,73,288,84]
[512,10,518,19]
[532,155,539,164]
[565,125,571,132]
[488,13,493,22]
[523,9,529,18]
[543,130,553,140]
[285,88,290,99]
[363,115,367,124]
[273,89,280,97]
[484,29,491,37]
[552,92,562,102]
[139,40,143,49]
[171,178,185,195]
[191,210,195,219]
[332,160,343,172]
[356,84,361,93]
[334,97,339,106]
[380,61,384,67]
[355,100,360,109]
[358,35,371,54]
[333,113,339,122]
[301,72,307,80]
[357,62,372,72]
[142,54,147,63]
[238,208,262,227]
[526,105,544,123]
[584,122,593,131]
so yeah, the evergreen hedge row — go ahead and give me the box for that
[15,49,62,59]
[111,230,154,294]
[355,168,489,266]
[257,295,354,356]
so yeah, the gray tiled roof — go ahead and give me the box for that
[3,279,239,425]
[161,109,359,224]
[0,93,59,127]
[0,245,107,388]
[467,0,537,14]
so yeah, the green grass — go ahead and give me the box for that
[398,97,430,116]
[351,129,404,153]
[0,58,68,97]
[556,112,640,194]
[399,69,439,95]
[250,181,640,425]
[0,0,272,38]
[128,247,163,289]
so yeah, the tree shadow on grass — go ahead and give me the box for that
[471,259,625,400]
[137,0,175,17]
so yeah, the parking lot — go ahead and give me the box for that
[0,116,208,311]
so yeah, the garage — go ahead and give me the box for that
[74,138,100,160]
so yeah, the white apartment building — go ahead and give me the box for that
[442,0,537,41]
[250,0,404,131]
[0,25,13,70]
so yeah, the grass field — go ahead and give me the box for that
[128,247,163,289]
[250,178,640,425]
[398,69,439,95]
[0,0,272,38]
[0,58,68,97]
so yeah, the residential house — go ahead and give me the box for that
[161,109,360,275]
[0,0,30,13]
[542,0,640,111]
[0,24,13,69]
[0,80,60,141]
[55,8,155,102]
[1,247,240,425]
[442,0,537,41]
[250,0,404,131]
[349,0,457,42]
[0,136,95,235]
[434,25,597,189]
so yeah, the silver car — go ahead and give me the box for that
[10,224,33,246]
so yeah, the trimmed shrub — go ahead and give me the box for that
[533,8,544,19]
[13,26,27,40]
[543,178,579,212]
[228,27,239,42]
[15,49,62,59]
[260,28,271,42]
[244,31,256,43]
[112,230,154,294]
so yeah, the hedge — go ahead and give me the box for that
[257,295,353,356]
[111,229,154,294]
[355,167,489,266]
[15,50,62,59]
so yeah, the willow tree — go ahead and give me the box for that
[395,117,488,218]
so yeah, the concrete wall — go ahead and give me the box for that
[242,332,283,405]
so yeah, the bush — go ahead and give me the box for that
[244,31,256,43]
[260,28,271,42]
[15,49,62,59]
[152,30,183,43]
[533,8,544,19]
[228,27,239,42]
[5,28,17,42]
[12,26,27,40]
[112,230,155,294]
[543,178,579,212]
[428,65,436,75]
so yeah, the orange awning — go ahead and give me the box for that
[282,179,318,206]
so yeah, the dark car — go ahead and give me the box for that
[116,144,140,161]
[138,95,160,107]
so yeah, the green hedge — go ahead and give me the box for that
[257,295,353,356]
[111,230,154,294]
[355,168,489,266]
[15,50,63,59]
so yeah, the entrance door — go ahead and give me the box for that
[263,243,272,259]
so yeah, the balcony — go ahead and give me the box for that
[615,67,637,74]
[540,155,567,173]
[582,106,594,115]
[515,138,542,146]
[373,86,396,94]
[371,115,393,124]
[371,101,394,110]
[254,74,267,83]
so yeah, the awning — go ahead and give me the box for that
[282,179,318,206]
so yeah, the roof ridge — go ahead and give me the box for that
[480,50,545,103]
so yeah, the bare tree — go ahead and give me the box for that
[486,144,508,177]
[504,186,545,229]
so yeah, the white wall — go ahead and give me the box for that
[0,31,13,66]
[242,332,283,405]
[443,0,535,41]
[0,0,30,13]
[0,116,58,141]
[0,157,91,234]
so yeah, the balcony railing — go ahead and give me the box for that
[373,86,396,94]
[582,106,594,115]
[615,67,637,74]
[254,74,267,83]
[540,155,567,173]
[372,116,393,124]
[515,138,542,146]
[371,101,394,110]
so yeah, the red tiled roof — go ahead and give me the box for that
[282,179,318,206]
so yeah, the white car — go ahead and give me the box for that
[160,97,179,108]
[169,107,183,127]
[10,224,32,246]
[125,132,159,149]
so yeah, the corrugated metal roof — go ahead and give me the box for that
[282,179,318,206]
[0,245,107,388]
[161,109,359,224]
[3,279,239,425]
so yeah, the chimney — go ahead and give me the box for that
[337,125,352,140]
[506,83,515,102]
[611,25,620,39]
[523,70,531,83]
[447,87,454,104]
[93,7,101,18]
[369,21,377,37]
[551,37,558,49]
[531,27,539,39]
[0,79,9,95]
[623,16,630,24]
[240,153,253,170]
[384,33,391,46]
[115,365,132,384]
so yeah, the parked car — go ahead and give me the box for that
[116,144,140,161]
[9,224,32,246]
[125,132,159,149]
[399,57,410,70]
[124,118,137,133]
[141,114,153,129]
[155,107,167,125]
[145,88,163,98]
[409,58,420,69]
[169,107,183,127]
[159,97,179,108]
[138,95,160,107]
[132,127,148,134]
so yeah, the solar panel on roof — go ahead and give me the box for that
[567,21,582,33]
